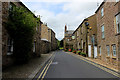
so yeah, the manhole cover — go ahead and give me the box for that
[51,62,58,65]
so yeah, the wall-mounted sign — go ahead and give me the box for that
[72,36,75,39]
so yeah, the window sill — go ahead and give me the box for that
[112,56,117,59]
[106,56,110,58]
[98,55,101,57]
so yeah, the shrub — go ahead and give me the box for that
[64,49,68,52]
[6,6,38,64]
[73,50,76,53]
[68,49,72,52]
[77,51,81,55]
[80,52,86,57]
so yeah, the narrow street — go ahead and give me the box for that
[34,50,119,79]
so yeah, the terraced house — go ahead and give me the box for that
[1,1,43,68]
[95,0,120,69]
[64,25,74,50]
[41,23,58,54]
[72,14,97,57]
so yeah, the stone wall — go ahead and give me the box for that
[2,2,15,69]
[87,14,97,58]
[118,1,120,73]
[96,2,119,66]
[41,24,49,41]
[41,40,51,54]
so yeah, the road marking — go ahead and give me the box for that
[51,62,58,65]
[37,62,49,80]
[37,53,55,80]
[67,52,120,78]
[41,61,52,80]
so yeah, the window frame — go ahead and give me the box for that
[101,25,105,39]
[7,38,13,56]
[99,46,101,55]
[116,0,119,2]
[101,7,104,17]
[116,13,120,33]
[112,44,116,56]
[106,45,110,56]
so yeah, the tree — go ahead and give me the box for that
[6,6,38,64]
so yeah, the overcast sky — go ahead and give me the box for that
[22,0,103,40]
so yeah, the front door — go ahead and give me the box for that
[94,46,97,58]
[88,45,91,57]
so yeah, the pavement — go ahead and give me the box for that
[34,50,120,80]
[2,51,54,79]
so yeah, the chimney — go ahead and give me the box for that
[65,25,67,32]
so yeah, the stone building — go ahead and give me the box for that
[33,17,43,57]
[2,2,42,68]
[64,25,74,50]
[72,14,97,57]
[73,19,89,55]
[50,29,57,51]
[95,0,120,68]
[40,23,58,54]
[41,23,51,54]
[72,31,77,51]
[87,14,97,58]
[2,2,20,68]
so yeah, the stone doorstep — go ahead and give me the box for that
[28,52,54,79]
[67,51,119,73]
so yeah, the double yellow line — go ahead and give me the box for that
[67,52,120,78]
[37,54,55,80]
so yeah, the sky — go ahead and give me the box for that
[21,0,103,40]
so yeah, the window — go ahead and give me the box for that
[68,39,70,41]
[33,42,36,52]
[116,0,119,2]
[7,38,13,55]
[101,25,105,39]
[99,46,101,55]
[92,35,95,45]
[112,45,116,56]
[9,4,12,9]
[106,46,110,56]
[116,13,120,33]
[81,39,83,49]
[101,8,104,17]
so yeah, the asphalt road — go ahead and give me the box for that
[35,50,119,79]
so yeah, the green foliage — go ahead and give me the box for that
[59,47,64,50]
[80,52,86,57]
[72,50,76,53]
[60,39,63,48]
[64,49,68,52]
[6,6,38,64]
[77,51,81,55]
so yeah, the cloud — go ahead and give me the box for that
[23,1,102,40]
[21,0,104,2]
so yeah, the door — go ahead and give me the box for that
[94,46,97,58]
[88,45,91,57]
